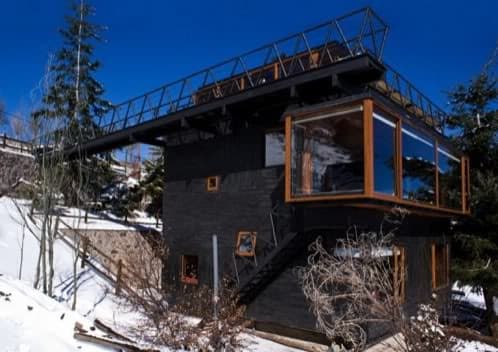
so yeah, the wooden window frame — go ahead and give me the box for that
[235,231,257,257]
[284,98,470,216]
[393,245,407,303]
[431,243,450,290]
[181,254,199,285]
[206,176,220,192]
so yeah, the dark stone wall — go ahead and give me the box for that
[161,131,453,340]
[165,126,265,182]
[163,166,284,288]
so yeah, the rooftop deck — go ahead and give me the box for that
[44,7,447,156]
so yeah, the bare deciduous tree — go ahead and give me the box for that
[298,208,454,352]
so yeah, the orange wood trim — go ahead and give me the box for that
[235,231,257,257]
[286,193,366,203]
[435,140,440,208]
[287,191,468,216]
[206,176,220,192]
[431,243,436,290]
[292,99,366,120]
[363,99,374,196]
[284,116,292,203]
[273,63,279,80]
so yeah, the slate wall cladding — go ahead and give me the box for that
[161,126,452,337]
[163,166,284,288]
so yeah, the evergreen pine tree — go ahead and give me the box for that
[447,64,498,335]
[32,0,114,205]
[140,147,164,225]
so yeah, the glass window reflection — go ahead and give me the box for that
[438,148,462,209]
[373,113,396,195]
[291,107,364,196]
[402,128,436,204]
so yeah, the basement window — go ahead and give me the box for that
[181,255,199,285]
[206,176,220,192]
[235,231,257,257]
[431,243,449,289]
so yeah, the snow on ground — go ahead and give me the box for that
[54,204,161,232]
[0,196,306,352]
[453,339,498,352]
[453,282,487,310]
[0,275,112,352]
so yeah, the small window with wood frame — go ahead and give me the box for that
[206,176,220,192]
[181,255,199,285]
[235,231,257,257]
[431,243,449,290]
[392,246,407,303]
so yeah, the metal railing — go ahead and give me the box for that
[42,7,388,145]
[370,63,447,132]
[39,7,448,148]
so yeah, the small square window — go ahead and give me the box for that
[206,176,220,192]
[181,255,199,285]
[235,231,257,257]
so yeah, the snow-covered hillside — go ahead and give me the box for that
[0,275,112,352]
[0,197,305,352]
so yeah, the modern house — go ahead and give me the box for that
[65,8,470,343]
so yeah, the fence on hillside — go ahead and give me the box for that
[0,134,34,155]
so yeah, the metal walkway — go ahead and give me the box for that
[43,7,447,156]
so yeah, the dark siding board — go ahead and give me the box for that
[164,167,284,290]
[161,133,453,338]
[165,127,265,181]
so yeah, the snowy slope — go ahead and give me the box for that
[0,275,112,352]
[0,197,306,352]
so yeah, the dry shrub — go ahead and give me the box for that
[298,208,457,352]
[116,235,245,351]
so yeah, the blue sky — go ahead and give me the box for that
[0,0,497,123]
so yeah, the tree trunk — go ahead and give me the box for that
[18,224,26,280]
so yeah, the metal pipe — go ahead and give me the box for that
[212,234,219,320]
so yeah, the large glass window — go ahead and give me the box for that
[291,107,364,196]
[438,148,462,209]
[402,127,436,204]
[373,112,396,195]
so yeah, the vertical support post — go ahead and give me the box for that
[363,99,374,196]
[284,116,292,202]
[116,259,123,295]
[212,234,219,320]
